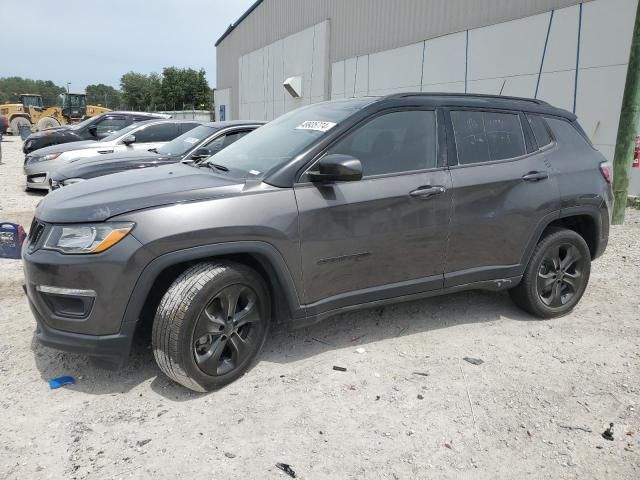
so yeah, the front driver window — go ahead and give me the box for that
[324,110,437,177]
[96,116,128,135]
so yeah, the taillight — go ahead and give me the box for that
[599,161,612,184]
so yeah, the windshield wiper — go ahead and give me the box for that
[197,162,229,173]
[148,147,158,153]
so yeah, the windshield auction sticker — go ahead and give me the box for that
[296,121,337,132]
[183,137,199,144]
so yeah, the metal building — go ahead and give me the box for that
[215,0,640,192]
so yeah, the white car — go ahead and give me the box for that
[23,119,201,190]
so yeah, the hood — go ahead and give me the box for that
[68,148,163,166]
[55,150,171,180]
[27,140,99,158]
[36,163,244,223]
[27,126,70,138]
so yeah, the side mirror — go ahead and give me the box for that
[88,125,97,137]
[308,154,363,183]
[122,134,136,146]
[190,147,211,160]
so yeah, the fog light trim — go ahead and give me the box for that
[36,285,96,297]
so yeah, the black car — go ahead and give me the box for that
[49,121,264,188]
[23,94,612,392]
[22,111,171,154]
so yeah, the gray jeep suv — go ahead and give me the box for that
[23,94,612,392]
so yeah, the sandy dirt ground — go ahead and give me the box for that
[0,134,638,479]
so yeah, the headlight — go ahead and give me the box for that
[62,178,85,186]
[43,222,134,254]
[43,152,62,161]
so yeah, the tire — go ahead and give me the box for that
[152,261,270,392]
[9,117,30,136]
[510,228,591,319]
[36,116,60,131]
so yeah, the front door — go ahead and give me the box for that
[444,109,560,287]
[294,109,452,314]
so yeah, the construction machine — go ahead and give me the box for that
[0,93,111,134]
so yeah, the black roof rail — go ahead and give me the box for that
[393,92,549,106]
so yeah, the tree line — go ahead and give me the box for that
[0,67,213,112]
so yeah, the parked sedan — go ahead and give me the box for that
[24,120,201,190]
[49,121,264,189]
[22,111,171,154]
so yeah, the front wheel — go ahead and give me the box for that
[510,229,591,318]
[152,262,270,392]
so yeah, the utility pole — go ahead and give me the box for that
[612,0,640,224]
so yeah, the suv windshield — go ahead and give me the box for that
[203,99,373,179]
[157,124,219,156]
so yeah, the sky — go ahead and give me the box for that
[0,0,255,91]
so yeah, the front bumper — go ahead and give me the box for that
[27,288,138,366]
[23,230,149,364]
[24,161,50,190]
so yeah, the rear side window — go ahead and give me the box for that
[326,110,438,177]
[450,111,526,164]
[527,115,553,149]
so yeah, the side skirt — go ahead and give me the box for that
[291,275,522,329]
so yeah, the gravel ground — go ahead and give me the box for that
[0,135,639,479]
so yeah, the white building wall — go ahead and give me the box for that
[328,0,639,193]
[237,21,329,121]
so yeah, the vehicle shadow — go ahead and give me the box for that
[30,289,535,400]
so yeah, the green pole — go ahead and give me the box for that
[612,0,640,224]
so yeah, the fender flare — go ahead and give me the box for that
[520,205,604,269]
[120,241,304,327]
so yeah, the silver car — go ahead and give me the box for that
[24,119,201,190]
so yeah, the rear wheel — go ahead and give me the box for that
[510,229,591,318]
[9,117,30,136]
[36,116,60,131]
[152,262,270,392]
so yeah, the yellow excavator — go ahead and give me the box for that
[0,93,111,134]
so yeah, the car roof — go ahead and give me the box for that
[134,119,204,125]
[105,111,172,118]
[379,92,576,120]
[201,120,266,128]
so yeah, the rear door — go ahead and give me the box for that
[444,109,560,287]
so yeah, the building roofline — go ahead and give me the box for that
[215,0,264,47]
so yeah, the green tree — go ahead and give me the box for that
[0,77,65,106]
[86,83,121,109]
[120,68,211,112]
[120,72,151,110]
[161,67,211,110]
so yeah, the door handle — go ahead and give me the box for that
[409,185,446,199]
[522,171,549,182]
[98,150,114,154]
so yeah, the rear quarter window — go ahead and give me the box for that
[544,117,595,151]
[526,115,553,149]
